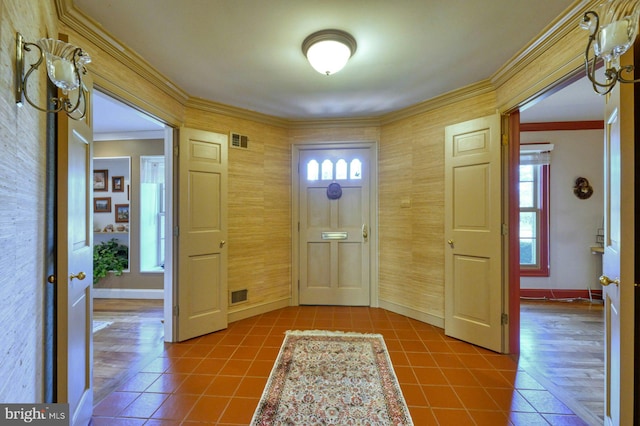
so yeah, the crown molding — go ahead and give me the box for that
[94,130,165,142]
[55,0,189,105]
[378,80,496,125]
[185,97,289,128]
[491,0,597,89]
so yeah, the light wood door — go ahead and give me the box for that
[602,68,635,425]
[177,127,228,341]
[57,80,94,425]
[444,114,504,353]
[299,148,370,305]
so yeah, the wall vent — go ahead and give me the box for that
[230,132,249,149]
[230,289,248,305]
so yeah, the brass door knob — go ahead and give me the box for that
[219,240,226,248]
[599,275,620,286]
[447,239,454,247]
[70,272,86,281]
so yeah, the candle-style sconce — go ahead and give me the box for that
[573,177,594,200]
[15,32,91,120]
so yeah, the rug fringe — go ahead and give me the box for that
[285,329,384,338]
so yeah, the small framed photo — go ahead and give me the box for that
[94,197,112,213]
[112,176,124,192]
[115,204,129,223]
[93,170,109,192]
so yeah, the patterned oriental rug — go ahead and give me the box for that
[251,330,413,425]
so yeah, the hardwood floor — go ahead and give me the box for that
[92,298,604,425]
[520,299,604,425]
[93,298,165,404]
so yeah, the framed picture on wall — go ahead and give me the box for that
[115,204,129,223]
[94,170,109,191]
[112,176,124,192]
[94,197,111,213]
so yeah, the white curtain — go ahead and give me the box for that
[520,143,553,165]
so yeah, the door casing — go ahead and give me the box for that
[292,141,379,307]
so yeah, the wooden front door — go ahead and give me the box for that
[444,114,504,353]
[298,147,372,306]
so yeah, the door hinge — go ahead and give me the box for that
[501,223,508,235]
[173,226,179,237]
[298,222,300,232]
[501,134,508,146]
[173,145,179,157]
[501,313,508,325]
[173,305,179,316]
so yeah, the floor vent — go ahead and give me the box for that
[230,289,248,305]
[230,132,249,149]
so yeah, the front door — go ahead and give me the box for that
[57,80,94,424]
[601,66,635,425]
[444,114,504,353]
[298,147,371,305]
[176,127,228,341]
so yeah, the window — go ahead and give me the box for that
[519,164,549,276]
[140,156,166,272]
[305,158,363,182]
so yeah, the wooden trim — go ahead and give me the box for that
[378,299,445,329]
[520,121,605,132]
[508,112,521,355]
[520,288,603,300]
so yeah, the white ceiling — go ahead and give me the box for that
[73,0,601,129]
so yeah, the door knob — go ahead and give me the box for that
[219,240,226,248]
[362,224,368,240]
[599,275,620,286]
[447,239,454,247]
[70,272,86,281]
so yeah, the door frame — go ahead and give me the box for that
[291,141,379,307]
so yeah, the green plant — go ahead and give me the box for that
[93,238,129,284]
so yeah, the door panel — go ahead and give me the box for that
[444,114,503,353]
[57,79,93,425]
[602,69,634,425]
[299,148,370,306]
[177,128,228,341]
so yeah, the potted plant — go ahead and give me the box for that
[93,238,129,284]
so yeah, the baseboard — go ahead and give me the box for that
[228,298,290,323]
[93,288,164,299]
[378,299,445,329]
[520,288,603,301]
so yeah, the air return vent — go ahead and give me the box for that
[230,289,248,305]
[230,132,249,149]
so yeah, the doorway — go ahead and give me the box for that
[91,90,172,404]
[517,75,605,424]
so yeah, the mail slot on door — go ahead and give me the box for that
[321,232,348,240]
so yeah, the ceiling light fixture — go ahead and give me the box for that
[302,29,357,76]
[15,32,91,119]
[580,0,640,95]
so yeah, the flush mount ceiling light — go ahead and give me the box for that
[302,29,357,76]
[580,0,640,95]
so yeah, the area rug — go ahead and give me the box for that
[251,330,413,425]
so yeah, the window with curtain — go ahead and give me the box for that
[519,144,551,276]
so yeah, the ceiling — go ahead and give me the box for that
[79,0,604,133]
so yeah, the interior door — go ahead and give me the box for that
[601,67,635,425]
[299,147,370,305]
[177,127,228,341]
[444,114,504,353]
[57,79,94,425]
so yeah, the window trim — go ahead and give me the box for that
[520,164,549,277]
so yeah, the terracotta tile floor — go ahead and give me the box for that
[93,306,589,425]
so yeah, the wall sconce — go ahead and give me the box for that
[573,177,594,199]
[302,29,357,76]
[15,33,91,119]
[580,0,640,95]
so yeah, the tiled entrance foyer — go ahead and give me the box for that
[93,306,587,425]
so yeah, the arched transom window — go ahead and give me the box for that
[306,157,363,181]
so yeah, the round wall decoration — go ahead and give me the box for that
[327,182,342,200]
[573,177,593,200]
